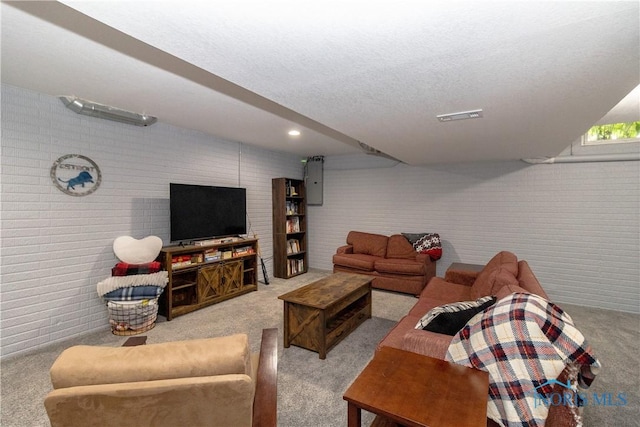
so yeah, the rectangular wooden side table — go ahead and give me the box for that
[278,272,372,359]
[343,346,489,427]
[446,262,484,273]
[444,262,484,285]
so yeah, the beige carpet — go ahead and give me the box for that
[1,269,638,426]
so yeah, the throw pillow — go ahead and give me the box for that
[402,232,442,260]
[415,296,497,335]
[470,266,519,300]
[113,235,163,264]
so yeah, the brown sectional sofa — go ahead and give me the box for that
[377,251,543,355]
[377,251,583,427]
[332,231,437,296]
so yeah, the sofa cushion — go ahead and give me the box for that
[332,253,377,271]
[470,251,518,298]
[373,274,426,296]
[346,231,388,257]
[415,296,497,335]
[386,234,417,259]
[419,277,473,304]
[483,250,518,275]
[484,251,518,272]
[470,267,519,299]
[377,313,424,351]
[374,258,425,275]
[516,260,549,299]
[407,296,445,318]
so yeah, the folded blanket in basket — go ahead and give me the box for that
[96,271,168,297]
[102,285,164,301]
[111,261,162,276]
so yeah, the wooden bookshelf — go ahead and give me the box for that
[272,178,308,278]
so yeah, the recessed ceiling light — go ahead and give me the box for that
[437,109,483,122]
[288,130,301,136]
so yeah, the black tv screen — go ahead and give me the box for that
[170,183,246,243]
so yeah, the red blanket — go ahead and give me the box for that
[112,261,161,276]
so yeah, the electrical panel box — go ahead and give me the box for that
[306,157,323,205]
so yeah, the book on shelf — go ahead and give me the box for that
[171,256,192,268]
[286,258,305,276]
[233,246,255,257]
[204,249,221,261]
[286,217,301,233]
[286,201,300,215]
[287,239,301,254]
[171,254,202,267]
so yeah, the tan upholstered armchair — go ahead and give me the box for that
[44,329,278,427]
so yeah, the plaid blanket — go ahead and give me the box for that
[111,261,161,276]
[102,285,164,301]
[445,293,600,427]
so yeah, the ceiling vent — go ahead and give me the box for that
[60,96,157,126]
[437,109,483,122]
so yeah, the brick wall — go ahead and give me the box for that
[3,83,638,357]
[308,156,639,313]
[0,85,303,357]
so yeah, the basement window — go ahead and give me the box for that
[582,121,640,146]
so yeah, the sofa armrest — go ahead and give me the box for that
[415,252,432,264]
[336,244,353,254]
[252,328,278,427]
[400,329,453,360]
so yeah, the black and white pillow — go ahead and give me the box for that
[415,296,497,335]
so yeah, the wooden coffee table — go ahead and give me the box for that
[343,346,489,427]
[278,272,372,359]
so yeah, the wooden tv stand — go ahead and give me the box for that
[158,238,258,320]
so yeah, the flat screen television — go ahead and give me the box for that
[170,183,246,243]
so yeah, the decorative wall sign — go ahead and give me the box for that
[50,154,102,196]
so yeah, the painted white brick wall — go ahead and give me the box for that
[308,156,640,314]
[2,84,638,357]
[0,85,303,358]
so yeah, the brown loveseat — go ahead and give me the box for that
[377,251,595,427]
[332,231,437,296]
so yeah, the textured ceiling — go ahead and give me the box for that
[2,1,639,165]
